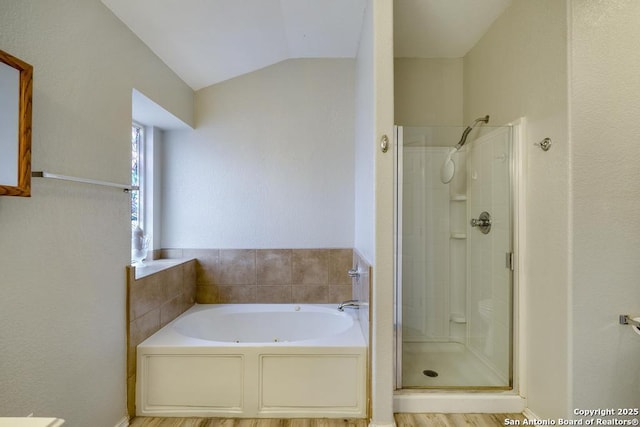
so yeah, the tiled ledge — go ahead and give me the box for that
[131,258,194,280]
[126,258,197,416]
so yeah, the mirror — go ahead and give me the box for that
[0,49,32,197]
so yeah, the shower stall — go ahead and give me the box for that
[394,122,515,390]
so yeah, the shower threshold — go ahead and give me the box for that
[393,389,526,414]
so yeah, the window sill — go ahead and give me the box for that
[131,258,194,280]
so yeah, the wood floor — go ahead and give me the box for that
[395,413,526,426]
[130,413,527,427]
[129,419,367,427]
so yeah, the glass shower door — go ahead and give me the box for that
[465,125,513,387]
[396,125,513,389]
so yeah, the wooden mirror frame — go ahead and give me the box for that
[0,49,32,197]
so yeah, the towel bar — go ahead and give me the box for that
[619,314,640,328]
[32,171,138,193]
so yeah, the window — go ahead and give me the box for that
[131,123,150,263]
[131,123,144,230]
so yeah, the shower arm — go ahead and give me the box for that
[454,115,490,150]
[454,126,475,150]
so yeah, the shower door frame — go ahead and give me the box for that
[393,119,526,395]
[394,125,404,389]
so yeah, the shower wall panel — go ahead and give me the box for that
[402,147,450,342]
[448,150,467,343]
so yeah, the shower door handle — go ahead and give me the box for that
[470,211,492,234]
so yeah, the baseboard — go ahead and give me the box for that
[522,408,539,420]
[114,416,129,427]
[368,423,396,427]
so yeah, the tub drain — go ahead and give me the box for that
[422,370,438,378]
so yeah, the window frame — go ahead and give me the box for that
[131,122,145,231]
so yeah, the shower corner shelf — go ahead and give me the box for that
[450,313,467,324]
[450,232,467,240]
[450,194,467,201]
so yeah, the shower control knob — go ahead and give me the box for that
[470,211,492,234]
[470,218,490,227]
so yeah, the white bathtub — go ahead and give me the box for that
[136,304,367,418]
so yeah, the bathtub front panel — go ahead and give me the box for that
[137,348,366,418]
[142,354,244,413]
[259,354,364,415]
[136,304,366,418]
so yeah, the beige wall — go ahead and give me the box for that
[0,1,194,425]
[370,0,396,425]
[354,0,375,265]
[395,58,463,126]
[464,0,570,419]
[570,0,640,412]
[162,58,355,250]
[355,0,394,425]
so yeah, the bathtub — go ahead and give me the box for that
[136,304,367,418]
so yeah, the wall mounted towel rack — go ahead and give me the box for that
[32,171,138,193]
[619,314,640,328]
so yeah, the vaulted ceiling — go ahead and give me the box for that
[102,0,512,91]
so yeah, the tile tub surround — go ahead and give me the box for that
[160,248,354,304]
[352,249,372,417]
[126,259,197,416]
[352,249,371,344]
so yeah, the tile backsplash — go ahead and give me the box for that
[161,248,354,304]
[126,259,196,416]
[352,249,371,346]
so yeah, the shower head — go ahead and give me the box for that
[440,147,457,184]
[440,115,490,184]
